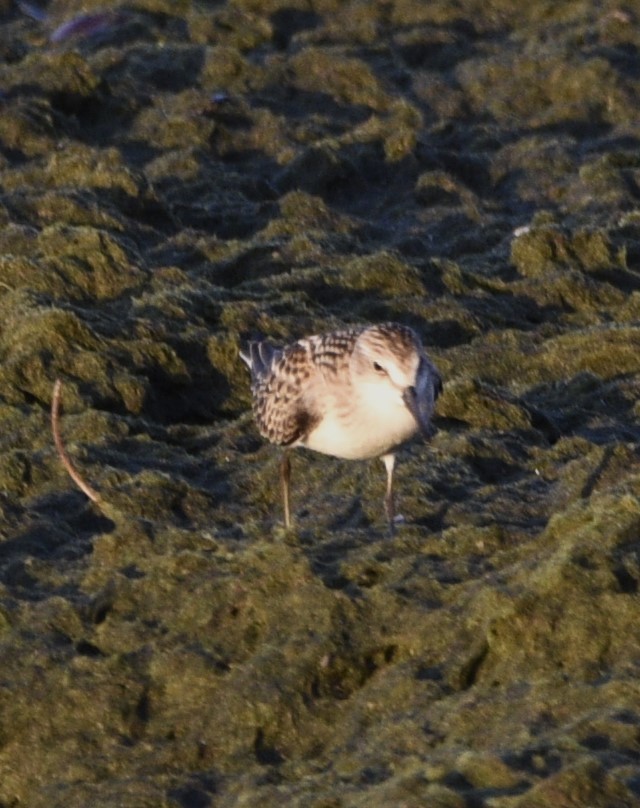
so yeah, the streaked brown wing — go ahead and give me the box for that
[252,342,321,446]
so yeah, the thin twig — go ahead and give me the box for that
[51,378,102,505]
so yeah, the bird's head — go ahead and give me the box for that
[351,323,441,437]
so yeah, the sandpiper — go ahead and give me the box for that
[240,322,441,533]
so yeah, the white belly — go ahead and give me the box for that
[300,402,418,460]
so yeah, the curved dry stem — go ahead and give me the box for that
[51,378,102,505]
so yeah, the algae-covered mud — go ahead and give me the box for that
[0,0,639,805]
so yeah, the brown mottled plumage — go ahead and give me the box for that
[240,323,441,532]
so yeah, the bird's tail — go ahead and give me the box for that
[239,341,282,380]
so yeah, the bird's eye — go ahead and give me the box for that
[373,361,386,374]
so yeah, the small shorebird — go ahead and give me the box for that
[240,323,441,534]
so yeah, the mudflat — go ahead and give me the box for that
[0,1,639,806]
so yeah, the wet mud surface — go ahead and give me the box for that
[0,0,639,805]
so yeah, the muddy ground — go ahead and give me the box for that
[0,0,639,805]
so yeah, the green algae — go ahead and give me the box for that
[511,225,627,278]
[207,331,251,414]
[38,225,145,300]
[290,47,389,109]
[0,449,31,496]
[0,303,101,403]
[446,325,640,392]
[439,378,532,430]
[130,92,217,151]
[508,759,637,808]
[13,49,100,95]
[337,251,426,297]
[0,99,58,158]
[416,170,464,206]
[458,51,635,127]
[0,0,639,805]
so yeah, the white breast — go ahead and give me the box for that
[300,383,419,460]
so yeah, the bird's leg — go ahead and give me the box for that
[381,453,396,537]
[281,450,292,529]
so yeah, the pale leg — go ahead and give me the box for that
[381,453,396,536]
[281,451,292,529]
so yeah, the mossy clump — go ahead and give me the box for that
[338,251,426,298]
[511,226,624,278]
[453,324,640,390]
[279,190,348,230]
[290,47,389,109]
[0,301,102,404]
[577,152,640,209]
[130,93,216,151]
[0,255,70,298]
[193,4,272,51]
[518,268,625,315]
[508,759,637,808]
[37,225,145,301]
[381,99,423,161]
[474,484,640,685]
[23,189,127,230]
[458,52,633,127]
[207,331,251,414]
[1,49,100,97]
[41,146,143,198]
[454,750,523,790]
[0,450,31,496]
[570,228,622,271]
[0,98,58,158]
[538,326,640,381]
[199,44,262,89]
[438,377,532,430]
[510,226,566,278]
[416,170,463,206]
